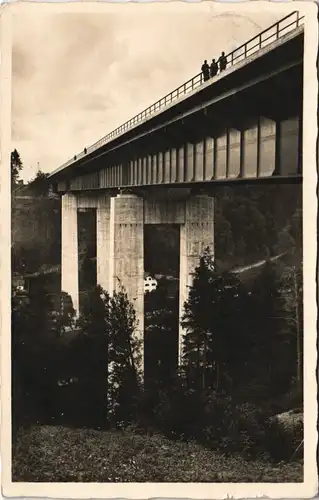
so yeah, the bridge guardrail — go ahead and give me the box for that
[57,10,304,173]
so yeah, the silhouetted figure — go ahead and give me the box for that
[84,147,87,154]
[218,52,227,72]
[201,60,210,82]
[210,59,218,78]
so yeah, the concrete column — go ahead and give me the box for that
[215,132,227,178]
[157,152,164,183]
[171,148,177,183]
[164,150,170,183]
[242,119,258,177]
[194,140,204,181]
[151,154,158,184]
[205,137,215,180]
[279,116,300,176]
[179,194,214,364]
[109,193,144,368]
[146,155,152,185]
[259,116,276,177]
[96,194,111,293]
[177,145,185,182]
[228,128,241,178]
[61,193,79,313]
[186,143,195,181]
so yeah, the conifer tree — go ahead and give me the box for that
[144,280,179,392]
[249,261,287,398]
[107,284,142,425]
[181,247,215,391]
[11,149,23,187]
[74,286,110,426]
[57,291,76,335]
[278,263,303,394]
[28,170,50,196]
[181,247,252,394]
[207,269,252,393]
[67,284,142,427]
[12,286,62,426]
[12,288,31,435]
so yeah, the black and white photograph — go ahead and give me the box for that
[2,0,318,496]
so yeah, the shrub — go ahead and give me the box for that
[147,388,288,460]
[265,412,303,462]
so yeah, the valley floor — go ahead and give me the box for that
[12,425,303,482]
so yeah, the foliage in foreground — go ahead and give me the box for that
[12,222,303,467]
[181,246,303,399]
[12,425,303,483]
[12,285,142,433]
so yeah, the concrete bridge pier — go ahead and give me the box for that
[61,189,215,376]
[179,194,215,364]
[61,193,79,313]
[109,193,144,363]
[96,194,112,293]
[61,191,145,370]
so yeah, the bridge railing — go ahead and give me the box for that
[58,10,304,172]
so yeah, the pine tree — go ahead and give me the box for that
[74,286,110,427]
[207,269,253,394]
[28,170,50,196]
[181,247,252,394]
[144,280,179,392]
[181,247,216,392]
[12,289,31,438]
[249,261,287,399]
[11,149,23,187]
[52,291,76,336]
[66,284,142,428]
[278,263,303,394]
[12,285,62,426]
[107,284,142,426]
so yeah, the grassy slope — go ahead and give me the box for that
[13,426,303,483]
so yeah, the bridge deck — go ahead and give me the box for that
[49,11,304,182]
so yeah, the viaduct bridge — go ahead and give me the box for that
[49,11,304,367]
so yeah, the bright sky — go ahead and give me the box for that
[12,3,287,181]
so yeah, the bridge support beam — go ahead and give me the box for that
[61,193,79,313]
[179,194,214,364]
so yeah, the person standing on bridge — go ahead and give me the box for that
[201,60,210,82]
[210,58,218,78]
[218,52,227,72]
